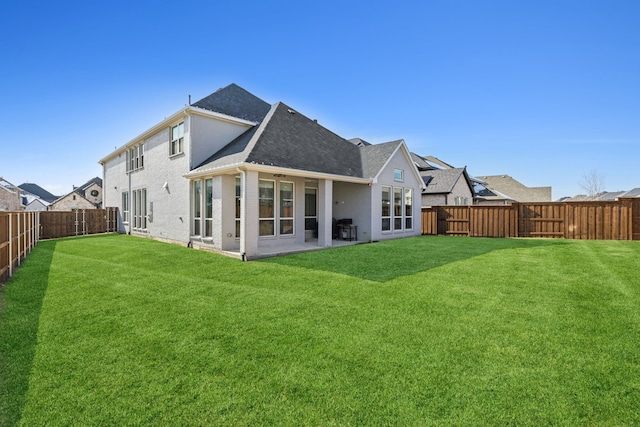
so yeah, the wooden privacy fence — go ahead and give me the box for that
[0,211,39,283]
[39,208,119,239]
[422,198,640,241]
[1,208,118,283]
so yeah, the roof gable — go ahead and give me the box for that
[191,102,364,178]
[361,140,403,179]
[421,168,469,194]
[192,83,271,123]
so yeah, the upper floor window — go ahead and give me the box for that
[126,144,144,173]
[170,122,184,156]
[394,169,404,182]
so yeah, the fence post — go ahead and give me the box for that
[8,213,12,277]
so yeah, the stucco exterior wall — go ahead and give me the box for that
[333,182,371,241]
[370,146,422,242]
[190,114,253,169]
[102,120,191,243]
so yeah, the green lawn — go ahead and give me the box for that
[1,234,639,426]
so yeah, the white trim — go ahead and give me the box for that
[371,140,426,190]
[98,106,257,164]
[185,163,372,185]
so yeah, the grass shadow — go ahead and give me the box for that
[0,240,56,427]
[260,236,569,282]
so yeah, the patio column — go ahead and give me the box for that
[317,179,333,247]
[240,170,259,259]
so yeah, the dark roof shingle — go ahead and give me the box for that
[192,83,271,123]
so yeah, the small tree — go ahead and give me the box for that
[579,169,605,199]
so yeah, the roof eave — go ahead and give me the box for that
[185,163,371,184]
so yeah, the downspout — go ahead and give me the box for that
[236,167,247,261]
[128,167,132,234]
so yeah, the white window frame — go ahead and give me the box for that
[126,144,144,173]
[405,188,413,230]
[170,122,184,157]
[279,181,294,236]
[204,178,213,238]
[122,191,129,223]
[394,169,404,182]
[132,188,147,230]
[193,180,202,236]
[393,187,403,230]
[259,179,275,237]
[382,186,391,232]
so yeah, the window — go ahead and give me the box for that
[193,181,201,235]
[305,188,317,231]
[126,144,144,172]
[132,188,147,230]
[280,182,294,235]
[235,177,241,238]
[170,122,184,156]
[394,187,403,230]
[382,186,391,231]
[204,178,213,237]
[382,186,413,232]
[405,188,413,229]
[394,169,404,182]
[259,180,275,236]
[122,192,129,223]
[454,196,468,205]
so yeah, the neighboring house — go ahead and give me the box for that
[475,175,552,203]
[99,84,425,259]
[0,177,24,211]
[620,188,640,198]
[22,194,50,211]
[410,153,474,206]
[474,181,517,205]
[563,189,639,202]
[18,182,59,211]
[49,177,103,211]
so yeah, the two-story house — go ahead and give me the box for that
[99,84,425,259]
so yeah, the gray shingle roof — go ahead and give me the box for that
[361,140,402,179]
[192,83,271,123]
[620,188,640,197]
[193,102,366,178]
[18,182,59,203]
[421,168,467,194]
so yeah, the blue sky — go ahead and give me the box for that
[1,0,638,200]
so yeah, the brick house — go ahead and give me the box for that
[99,84,425,259]
[0,177,24,211]
[49,178,103,211]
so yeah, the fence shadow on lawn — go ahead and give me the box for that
[261,236,569,283]
[0,240,56,427]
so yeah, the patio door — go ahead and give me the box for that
[305,187,318,241]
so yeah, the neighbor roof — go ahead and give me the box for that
[421,168,470,194]
[620,188,640,198]
[18,183,59,203]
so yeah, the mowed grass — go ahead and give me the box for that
[1,234,640,425]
